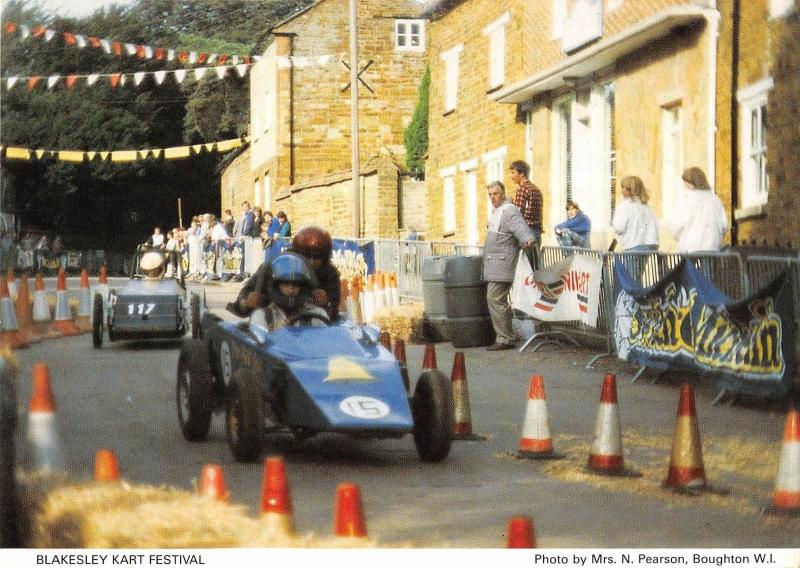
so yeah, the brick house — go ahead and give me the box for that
[423,0,720,250]
[221,0,428,238]
[716,0,799,249]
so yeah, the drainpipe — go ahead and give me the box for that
[729,0,740,245]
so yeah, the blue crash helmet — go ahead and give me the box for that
[268,252,313,311]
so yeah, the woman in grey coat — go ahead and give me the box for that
[483,181,536,350]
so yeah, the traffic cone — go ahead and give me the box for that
[75,269,92,332]
[339,279,349,316]
[506,516,536,548]
[662,384,727,495]
[94,448,120,481]
[52,268,81,336]
[451,352,484,441]
[333,483,367,538]
[394,338,410,393]
[517,375,563,460]
[24,363,65,472]
[422,343,437,371]
[198,463,229,502]
[0,277,28,349]
[587,374,640,477]
[762,409,800,516]
[260,456,295,535]
[15,274,41,343]
[388,272,400,307]
[373,272,386,314]
[379,330,392,350]
[362,276,375,324]
[6,266,17,298]
[32,273,58,338]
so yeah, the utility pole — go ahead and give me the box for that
[349,0,360,237]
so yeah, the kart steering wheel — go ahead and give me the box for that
[287,311,330,326]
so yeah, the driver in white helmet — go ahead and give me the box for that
[250,252,329,332]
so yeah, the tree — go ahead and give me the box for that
[403,65,430,180]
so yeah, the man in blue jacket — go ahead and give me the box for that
[554,201,591,248]
[483,181,536,350]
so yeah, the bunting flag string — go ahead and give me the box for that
[3,20,258,67]
[2,62,253,91]
[0,136,249,163]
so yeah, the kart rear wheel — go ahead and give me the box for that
[412,370,454,462]
[176,340,213,441]
[0,360,19,547]
[92,293,104,349]
[226,369,264,462]
[190,294,202,340]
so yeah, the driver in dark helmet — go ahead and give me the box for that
[230,225,341,319]
[249,252,330,332]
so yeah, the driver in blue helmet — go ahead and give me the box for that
[250,252,330,332]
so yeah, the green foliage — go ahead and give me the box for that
[403,65,430,179]
[0,0,312,249]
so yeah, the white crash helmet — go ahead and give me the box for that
[139,251,166,279]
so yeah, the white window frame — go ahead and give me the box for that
[440,166,457,234]
[482,146,507,220]
[660,103,684,221]
[460,159,479,245]
[395,19,426,52]
[551,94,574,227]
[263,174,272,209]
[770,0,796,18]
[738,77,773,208]
[524,108,534,174]
[254,179,262,209]
[440,44,463,113]
[483,12,510,90]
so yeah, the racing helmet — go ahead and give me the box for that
[139,251,166,279]
[268,252,313,311]
[292,226,333,261]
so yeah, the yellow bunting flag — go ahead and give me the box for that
[6,147,31,159]
[216,138,243,152]
[163,146,191,159]
[110,150,137,162]
[58,150,85,162]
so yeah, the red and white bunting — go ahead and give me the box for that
[2,20,258,68]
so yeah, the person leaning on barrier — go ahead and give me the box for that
[509,160,543,269]
[669,167,729,253]
[229,225,341,320]
[554,201,592,249]
[612,176,660,282]
[483,181,536,351]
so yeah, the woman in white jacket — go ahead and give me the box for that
[612,176,659,282]
[669,167,728,253]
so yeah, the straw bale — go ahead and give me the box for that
[18,474,377,548]
[372,303,427,344]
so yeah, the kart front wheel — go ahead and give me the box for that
[226,369,264,462]
[92,293,104,349]
[190,294,202,340]
[176,340,213,441]
[411,370,454,462]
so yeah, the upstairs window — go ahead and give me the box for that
[441,44,464,113]
[395,19,425,52]
[483,12,510,90]
[738,77,773,208]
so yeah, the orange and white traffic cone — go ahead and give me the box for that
[52,268,81,336]
[333,483,367,538]
[422,343,437,371]
[32,273,58,338]
[587,374,639,477]
[198,463,229,502]
[6,266,17,298]
[15,274,41,344]
[363,276,375,324]
[75,269,92,333]
[506,515,536,548]
[0,277,28,349]
[261,456,295,535]
[388,272,400,307]
[379,330,392,351]
[763,409,800,516]
[663,384,727,495]
[24,363,65,472]
[94,448,121,481]
[517,375,563,460]
[394,338,410,393]
[374,272,386,314]
[451,352,483,441]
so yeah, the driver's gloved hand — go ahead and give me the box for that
[311,288,328,307]
[245,291,267,309]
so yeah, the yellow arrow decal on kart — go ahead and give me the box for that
[323,357,374,382]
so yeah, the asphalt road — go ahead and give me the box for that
[10,278,800,548]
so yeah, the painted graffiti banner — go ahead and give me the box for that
[511,252,602,327]
[218,239,245,277]
[264,238,375,280]
[613,259,795,396]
